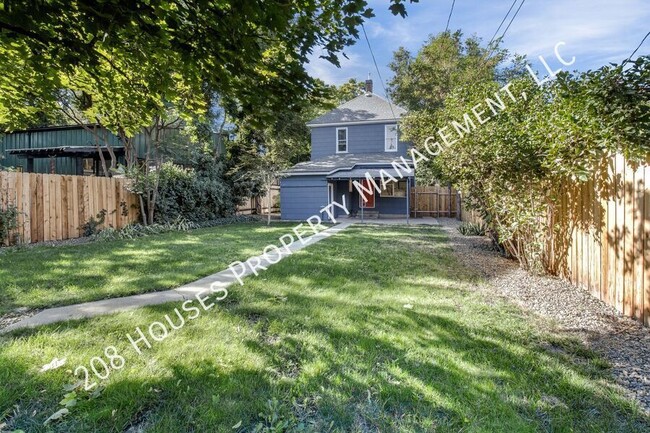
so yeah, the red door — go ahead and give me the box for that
[359,179,375,208]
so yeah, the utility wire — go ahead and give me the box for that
[445,0,456,32]
[499,0,526,42]
[361,23,398,121]
[480,0,526,69]
[623,31,650,65]
[486,0,518,49]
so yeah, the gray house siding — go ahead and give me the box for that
[310,123,409,160]
[280,175,329,221]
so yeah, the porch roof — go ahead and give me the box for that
[326,167,412,180]
[283,152,414,176]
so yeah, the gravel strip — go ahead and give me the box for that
[438,218,650,413]
[0,308,40,330]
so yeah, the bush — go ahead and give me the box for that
[405,56,650,273]
[154,154,239,224]
[457,222,487,236]
[0,203,19,246]
[80,210,107,237]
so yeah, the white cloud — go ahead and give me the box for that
[490,0,650,68]
[305,0,650,87]
[305,50,365,85]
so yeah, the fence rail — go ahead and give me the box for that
[0,172,140,244]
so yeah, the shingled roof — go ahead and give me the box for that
[283,152,414,176]
[306,93,407,127]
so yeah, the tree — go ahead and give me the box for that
[0,0,420,132]
[331,78,367,103]
[388,31,517,111]
[416,56,650,272]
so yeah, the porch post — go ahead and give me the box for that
[75,157,84,176]
[406,177,410,225]
[360,178,364,223]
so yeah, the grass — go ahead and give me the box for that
[1,225,648,432]
[0,222,296,315]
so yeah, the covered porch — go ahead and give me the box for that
[326,167,414,222]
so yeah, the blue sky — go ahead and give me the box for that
[306,0,650,96]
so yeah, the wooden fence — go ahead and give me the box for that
[0,172,140,244]
[453,154,650,325]
[457,194,484,225]
[553,154,650,325]
[410,185,459,217]
[237,186,280,215]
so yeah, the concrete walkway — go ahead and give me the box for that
[1,222,351,333]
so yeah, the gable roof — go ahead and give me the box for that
[306,93,407,127]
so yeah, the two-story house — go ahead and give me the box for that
[280,79,414,221]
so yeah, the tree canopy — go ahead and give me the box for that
[0,0,419,132]
[388,30,523,112]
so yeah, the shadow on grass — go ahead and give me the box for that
[1,225,649,432]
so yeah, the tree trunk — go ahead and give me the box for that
[94,130,109,177]
[267,187,272,226]
[139,194,147,225]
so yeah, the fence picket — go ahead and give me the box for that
[0,172,139,244]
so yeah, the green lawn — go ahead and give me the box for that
[1,225,648,432]
[0,222,295,315]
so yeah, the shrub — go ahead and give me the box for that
[457,222,487,236]
[91,215,260,242]
[154,154,239,224]
[80,210,107,237]
[405,56,650,273]
[0,203,19,246]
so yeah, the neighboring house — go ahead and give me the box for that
[280,79,415,221]
[0,124,225,176]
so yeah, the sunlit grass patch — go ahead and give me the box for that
[0,225,648,432]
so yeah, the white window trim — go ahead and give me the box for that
[384,124,398,152]
[336,127,348,154]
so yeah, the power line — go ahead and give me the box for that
[487,0,518,49]
[480,0,526,68]
[499,0,526,42]
[445,0,456,32]
[624,31,650,64]
[361,23,398,121]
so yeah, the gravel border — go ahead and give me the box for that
[438,218,650,413]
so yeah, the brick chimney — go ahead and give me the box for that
[365,78,373,95]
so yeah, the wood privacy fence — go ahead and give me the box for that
[410,185,459,217]
[0,172,140,244]
[458,194,484,225]
[552,154,650,326]
[454,154,650,326]
[237,186,280,215]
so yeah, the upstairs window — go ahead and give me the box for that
[336,127,348,153]
[385,124,398,152]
